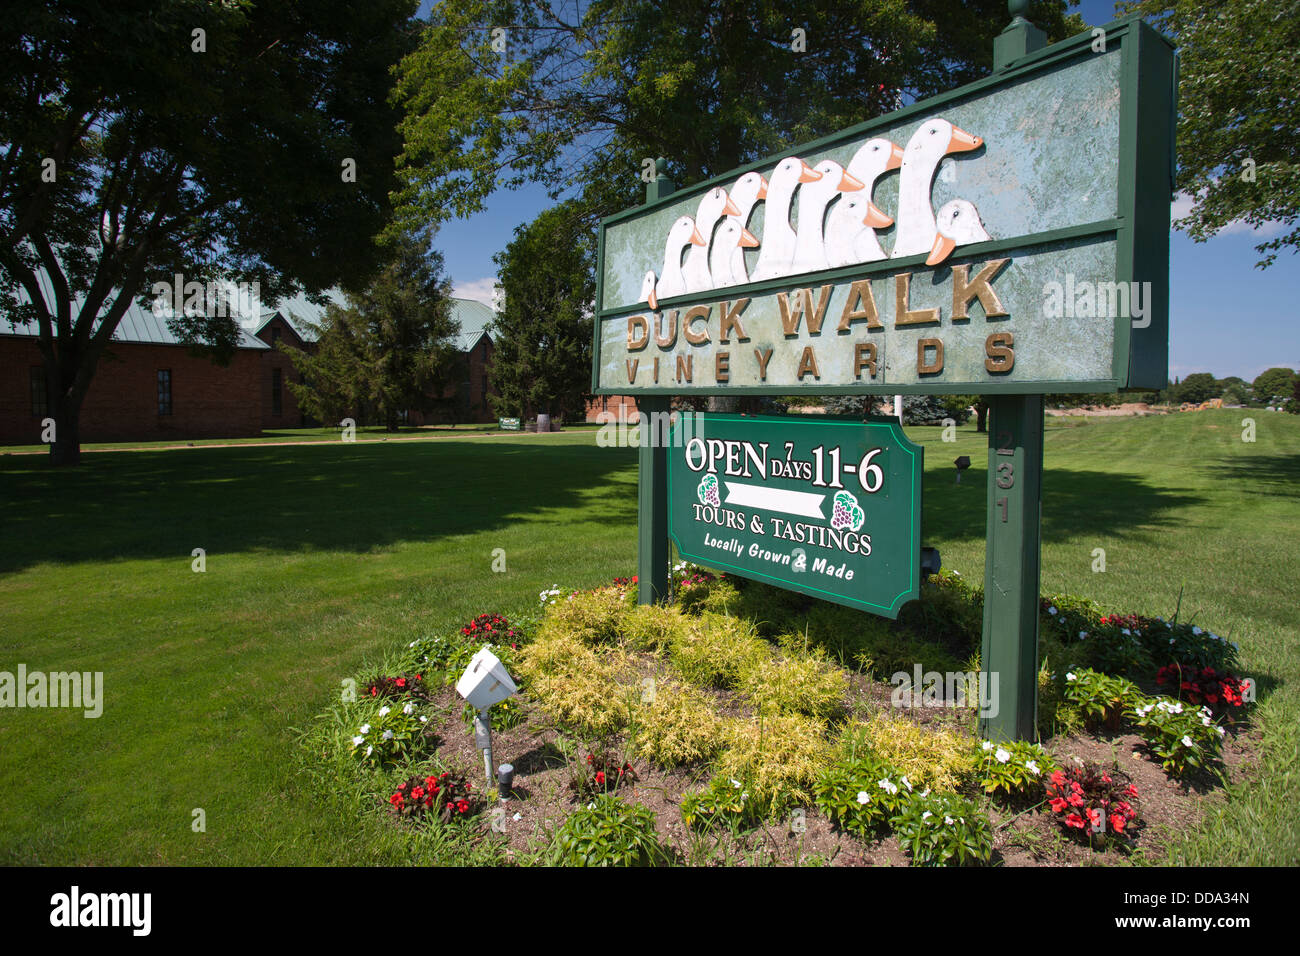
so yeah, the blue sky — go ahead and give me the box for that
[434,0,1297,382]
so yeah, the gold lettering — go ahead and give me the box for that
[952,259,1010,321]
[683,305,711,345]
[985,332,1015,372]
[895,273,940,326]
[676,354,693,383]
[854,342,877,379]
[754,347,774,381]
[625,358,639,383]
[627,314,648,351]
[655,310,678,348]
[917,337,944,375]
[796,346,820,380]
[719,298,750,343]
[715,351,730,383]
[776,285,832,336]
[837,280,882,331]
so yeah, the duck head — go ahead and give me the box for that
[641,270,658,310]
[905,118,984,168]
[926,199,991,265]
[849,137,905,179]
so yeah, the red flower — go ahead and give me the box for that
[1065,813,1086,829]
[595,771,606,785]
[1110,813,1126,832]
[411,787,424,800]
[1049,797,1068,813]
[396,678,406,688]
[457,800,470,813]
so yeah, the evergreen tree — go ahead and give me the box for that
[489,201,595,421]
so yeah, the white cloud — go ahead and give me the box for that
[1169,191,1285,238]
[452,276,500,311]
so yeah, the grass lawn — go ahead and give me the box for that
[0,409,1296,865]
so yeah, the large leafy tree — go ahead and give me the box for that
[393,0,1086,229]
[0,0,417,464]
[287,230,462,431]
[1122,0,1299,268]
[1252,366,1297,405]
[490,200,595,421]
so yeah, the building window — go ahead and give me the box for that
[272,368,283,416]
[157,369,172,416]
[30,367,47,418]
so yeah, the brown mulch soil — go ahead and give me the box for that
[382,656,1259,867]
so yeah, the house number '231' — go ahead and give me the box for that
[995,430,1015,520]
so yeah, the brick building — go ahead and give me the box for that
[1,280,498,445]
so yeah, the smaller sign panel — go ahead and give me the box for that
[498,418,521,431]
[668,414,923,618]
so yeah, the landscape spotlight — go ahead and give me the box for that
[954,455,971,483]
[920,547,942,578]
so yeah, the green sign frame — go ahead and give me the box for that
[668,414,923,618]
[591,15,1175,397]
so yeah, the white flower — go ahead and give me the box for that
[1026,760,1041,775]
[351,735,365,746]
[995,747,1010,764]
[403,702,414,715]
[901,775,913,791]
[730,778,742,789]
[1079,631,1088,640]
[382,729,394,741]
[878,779,898,796]
[981,740,994,752]
[856,791,871,805]
[419,715,428,723]
[512,812,522,821]
[378,706,391,717]
[1179,735,1195,748]
[359,723,371,734]
[1122,628,1131,636]
[920,788,931,798]
[1066,672,1077,682]
[944,815,955,825]
[1192,626,1203,635]
[365,745,373,757]
[921,810,933,821]
[1215,726,1225,737]
[1049,607,1058,616]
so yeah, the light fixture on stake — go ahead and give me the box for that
[455,647,518,785]
[954,455,971,483]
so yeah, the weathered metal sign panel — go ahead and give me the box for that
[668,414,923,617]
[593,18,1175,396]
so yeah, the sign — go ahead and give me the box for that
[498,417,520,431]
[668,414,923,618]
[592,18,1174,396]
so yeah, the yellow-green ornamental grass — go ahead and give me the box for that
[716,712,835,811]
[841,713,977,793]
[628,680,720,768]
[739,651,848,721]
[516,632,632,738]
[667,612,769,688]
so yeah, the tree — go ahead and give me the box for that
[287,231,462,431]
[393,1,1086,228]
[490,201,595,421]
[1173,372,1221,405]
[1252,367,1297,405]
[0,0,417,464]
[1122,0,1299,268]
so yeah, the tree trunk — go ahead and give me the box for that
[975,400,989,433]
[49,389,83,466]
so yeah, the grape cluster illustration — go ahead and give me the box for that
[831,490,865,532]
[697,474,721,507]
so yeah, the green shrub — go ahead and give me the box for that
[1061,668,1142,730]
[548,796,673,866]
[680,774,764,834]
[739,651,847,720]
[1132,697,1226,778]
[349,698,433,766]
[629,680,720,768]
[975,739,1057,798]
[1138,617,1241,672]
[813,752,910,837]
[668,612,770,688]
[841,714,976,793]
[893,791,993,866]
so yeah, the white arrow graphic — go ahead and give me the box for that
[723,481,826,519]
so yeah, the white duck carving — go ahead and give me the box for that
[825,137,902,267]
[926,199,991,265]
[709,219,760,288]
[752,157,822,282]
[683,187,741,293]
[655,215,706,301]
[788,159,865,276]
[891,117,983,259]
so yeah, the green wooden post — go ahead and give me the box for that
[980,2,1048,741]
[638,160,673,605]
